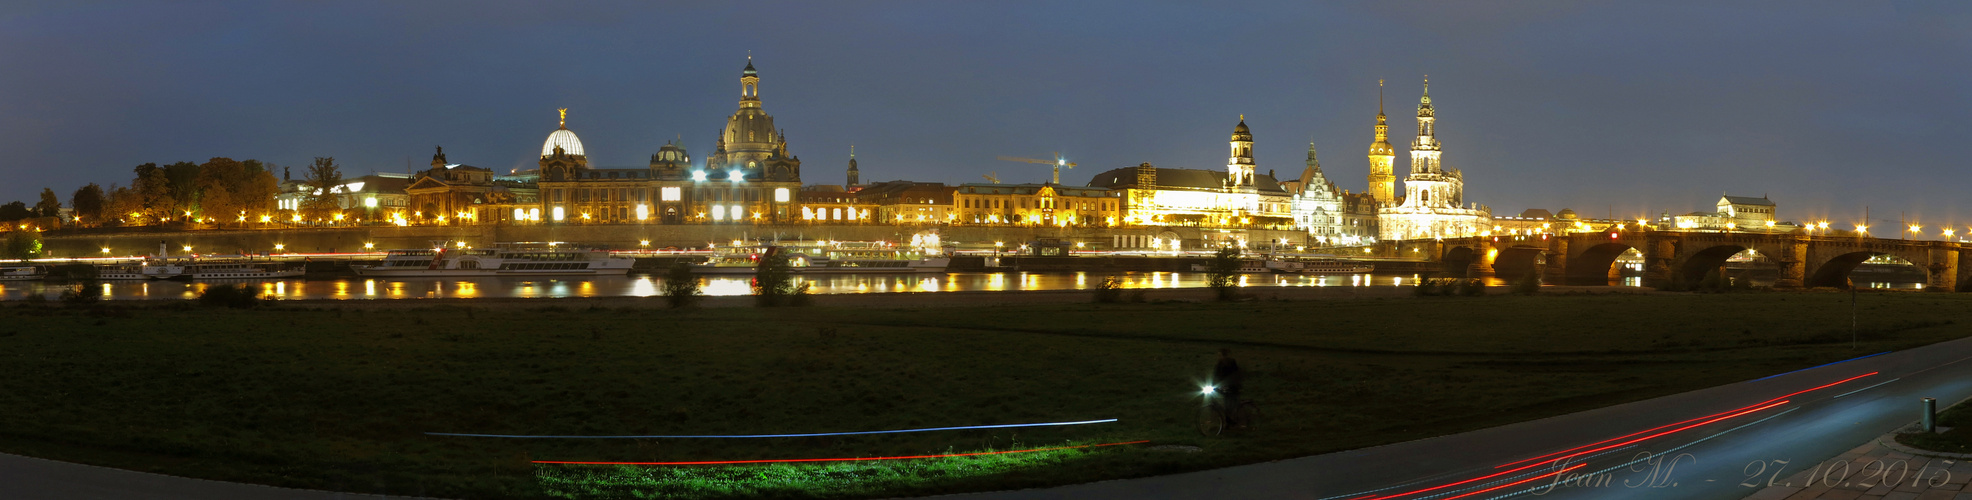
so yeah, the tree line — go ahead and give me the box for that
[1,157,347,229]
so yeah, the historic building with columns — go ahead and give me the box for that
[1086,117,1294,231]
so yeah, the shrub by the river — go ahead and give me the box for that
[198,284,261,309]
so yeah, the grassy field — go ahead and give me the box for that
[0,291,1969,498]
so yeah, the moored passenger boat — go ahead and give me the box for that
[351,244,633,277]
[689,241,950,274]
[0,266,45,281]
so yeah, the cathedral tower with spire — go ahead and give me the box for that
[1367,80,1397,204]
[1377,78,1490,241]
[846,145,859,187]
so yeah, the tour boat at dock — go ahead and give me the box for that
[1193,258,1375,275]
[174,261,304,280]
[94,263,150,280]
[351,245,634,277]
[690,241,950,274]
[0,266,44,281]
[1267,258,1376,275]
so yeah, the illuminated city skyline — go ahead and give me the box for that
[2,2,1968,230]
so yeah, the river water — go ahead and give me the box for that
[0,272,1489,301]
[0,272,1924,302]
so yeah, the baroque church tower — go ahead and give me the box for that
[1366,80,1397,204]
[1228,116,1255,188]
[708,56,801,184]
[1378,78,1489,241]
[846,146,859,186]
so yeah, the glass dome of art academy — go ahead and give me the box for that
[541,108,585,157]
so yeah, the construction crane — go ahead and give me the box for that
[982,172,1001,184]
[996,153,1077,184]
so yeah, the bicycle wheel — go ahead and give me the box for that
[1234,401,1261,430]
[1197,404,1226,436]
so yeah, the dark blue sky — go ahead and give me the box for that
[3,1,1967,230]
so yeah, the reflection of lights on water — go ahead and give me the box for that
[630,277,657,297]
[1075,272,1086,287]
[1238,275,1249,287]
[456,281,478,298]
[389,282,405,296]
[703,278,751,296]
[335,281,349,297]
[1393,277,1403,286]
[987,273,1005,291]
[274,281,286,296]
[578,281,594,297]
[365,280,376,296]
[916,277,939,292]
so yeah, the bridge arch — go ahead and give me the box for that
[1807,251,1932,289]
[1564,242,1636,286]
[1678,244,1751,285]
[1441,246,1477,277]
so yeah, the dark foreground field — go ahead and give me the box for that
[0,291,1968,499]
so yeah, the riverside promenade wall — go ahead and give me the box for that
[38,224,1308,257]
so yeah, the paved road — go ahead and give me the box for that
[939,334,1972,500]
[0,452,421,500]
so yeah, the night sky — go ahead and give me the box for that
[3,1,1967,231]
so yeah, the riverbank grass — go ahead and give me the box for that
[0,292,1968,498]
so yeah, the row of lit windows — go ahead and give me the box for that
[959,198,1116,211]
[499,262,591,270]
[802,207,865,221]
[547,187,788,204]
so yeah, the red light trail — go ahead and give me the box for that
[1494,371,1877,470]
[533,440,1150,466]
[1348,371,1877,500]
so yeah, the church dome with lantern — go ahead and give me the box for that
[541,108,586,158]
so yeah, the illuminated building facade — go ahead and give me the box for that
[402,146,520,225]
[531,57,802,225]
[1287,143,1377,245]
[278,173,411,216]
[954,183,1120,226]
[797,185,872,224]
[1670,195,1794,232]
[1085,118,1293,229]
[858,181,958,224]
[1378,80,1491,241]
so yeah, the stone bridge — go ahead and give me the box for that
[1396,229,1968,291]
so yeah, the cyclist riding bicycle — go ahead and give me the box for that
[1213,348,1243,407]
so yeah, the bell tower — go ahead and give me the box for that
[846,145,860,186]
[1367,80,1397,204]
[1228,115,1255,188]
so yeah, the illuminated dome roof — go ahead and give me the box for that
[542,127,585,157]
[1556,208,1578,220]
[1231,116,1252,142]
